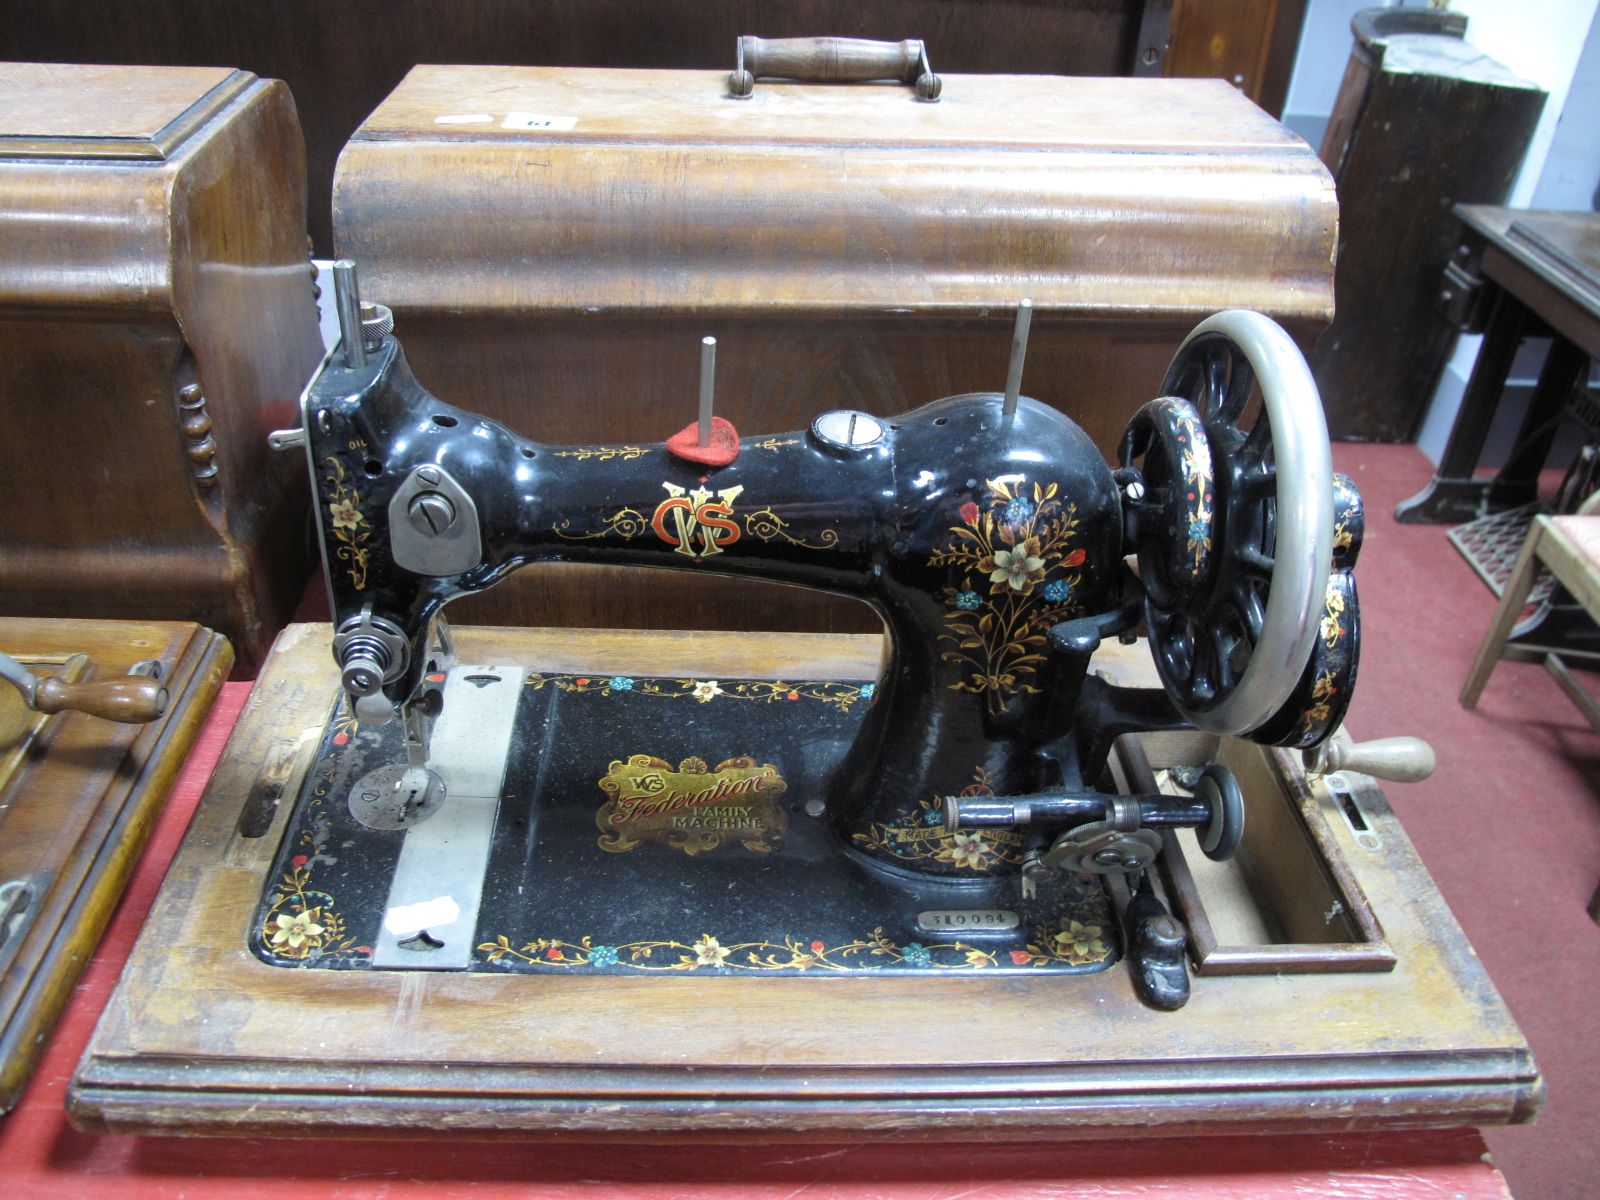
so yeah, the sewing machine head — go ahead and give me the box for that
[267,265,1364,1009]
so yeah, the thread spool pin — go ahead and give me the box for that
[1002,298,1034,431]
[698,336,717,447]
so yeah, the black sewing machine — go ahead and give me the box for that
[261,265,1362,1011]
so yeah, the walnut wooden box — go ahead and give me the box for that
[69,625,1539,1139]
[0,65,326,672]
[332,68,1337,634]
[0,616,230,1113]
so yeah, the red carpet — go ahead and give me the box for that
[1333,442,1600,1200]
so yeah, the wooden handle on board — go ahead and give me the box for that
[730,37,941,100]
[33,675,168,723]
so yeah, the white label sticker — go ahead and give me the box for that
[501,111,579,131]
[383,895,462,936]
[435,113,494,125]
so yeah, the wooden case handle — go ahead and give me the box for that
[33,675,168,723]
[729,36,941,100]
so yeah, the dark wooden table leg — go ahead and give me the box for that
[1490,338,1590,506]
[1397,287,1529,524]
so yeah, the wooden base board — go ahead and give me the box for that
[69,623,1540,1138]
[0,617,231,1112]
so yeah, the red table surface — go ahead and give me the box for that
[0,680,1513,1199]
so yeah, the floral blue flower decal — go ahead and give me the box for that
[955,589,982,611]
[902,943,932,967]
[589,944,619,967]
[1043,579,1072,603]
[608,676,634,691]
[1002,495,1035,526]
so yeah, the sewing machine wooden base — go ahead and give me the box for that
[69,624,1540,1139]
[1,617,230,1113]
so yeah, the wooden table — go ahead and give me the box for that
[1396,206,1600,524]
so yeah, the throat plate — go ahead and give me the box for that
[369,664,520,969]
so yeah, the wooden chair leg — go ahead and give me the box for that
[1542,652,1600,732]
[1461,518,1546,708]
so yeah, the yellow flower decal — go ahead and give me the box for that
[692,934,730,966]
[1053,920,1105,962]
[983,538,1046,594]
[328,499,362,531]
[270,908,326,951]
[320,457,370,590]
[949,831,993,871]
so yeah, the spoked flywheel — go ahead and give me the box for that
[1120,310,1355,746]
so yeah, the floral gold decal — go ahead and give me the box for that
[596,754,789,856]
[322,456,371,590]
[1160,398,1214,578]
[525,673,873,715]
[259,864,366,963]
[852,766,1022,875]
[551,444,647,462]
[478,914,1109,973]
[929,477,1087,714]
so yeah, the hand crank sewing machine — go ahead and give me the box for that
[263,265,1366,1011]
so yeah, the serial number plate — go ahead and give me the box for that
[915,909,1020,935]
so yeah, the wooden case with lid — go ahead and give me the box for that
[333,66,1338,634]
[0,65,326,672]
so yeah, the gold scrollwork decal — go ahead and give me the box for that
[742,506,840,551]
[552,507,649,541]
[551,445,647,462]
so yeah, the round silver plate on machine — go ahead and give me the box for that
[811,410,885,450]
[348,763,447,830]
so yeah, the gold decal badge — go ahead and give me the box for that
[651,482,744,558]
[597,754,788,856]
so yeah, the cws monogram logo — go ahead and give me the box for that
[651,482,744,558]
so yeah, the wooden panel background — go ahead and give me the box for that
[0,1,1159,255]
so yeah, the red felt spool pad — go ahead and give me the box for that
[665,415,741,467]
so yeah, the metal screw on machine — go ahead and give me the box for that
[407,492,457,536]
[361,302,394,352]
[387,465,483,576]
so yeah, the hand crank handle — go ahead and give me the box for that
[33,675,168,722]
[0,651,168,723]
[1304,730,1435,783]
